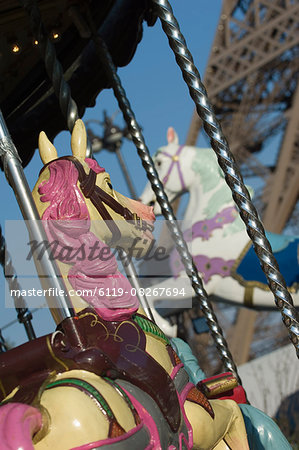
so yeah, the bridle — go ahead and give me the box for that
[159,145,186,192]
[41,156,154,244]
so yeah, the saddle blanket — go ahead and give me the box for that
[232,232,299,291]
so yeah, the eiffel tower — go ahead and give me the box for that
[186,0,299,234]
[185,0,299,365]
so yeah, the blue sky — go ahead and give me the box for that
[0,1,223,346]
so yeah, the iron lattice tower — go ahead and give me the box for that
[186,0,299,233]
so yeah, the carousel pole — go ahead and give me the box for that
[21,0,155,324]
[115,144,138,200]
[82,21,242,381]
[118,248,156,322]
[0,225,36,340]
[87,117,154,321]
[0,111,75,324]
[151,0,299,356]
[0,329,7,353]
[87,116,138,199]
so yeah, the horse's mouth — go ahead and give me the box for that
[148,191,183,215]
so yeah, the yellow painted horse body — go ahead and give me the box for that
[0,120,249,450]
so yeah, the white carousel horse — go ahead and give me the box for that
[140,127,299,317]
[0,120,256,450]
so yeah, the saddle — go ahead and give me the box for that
[0,309,181,432]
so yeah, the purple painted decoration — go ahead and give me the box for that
[183,207,237,241]
[171,251,235,284]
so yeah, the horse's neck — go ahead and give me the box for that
[183,182,204,225]
[184,172,236,226]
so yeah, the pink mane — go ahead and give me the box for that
[37,159,138,320]
[38,159,89,221]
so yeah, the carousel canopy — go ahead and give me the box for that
[0,0,154,166]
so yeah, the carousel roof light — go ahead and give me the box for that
[51,30,61,42]
[0,0,154,167]
[11,43,21,53]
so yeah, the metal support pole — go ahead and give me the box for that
[21,0,78,132]
[87,117,138,199]
[152,0,299,356]
[21,0,155,325]
[0,329,7,353]
[87,33,241,379]
[118,248,155,322]
[0,225,36,340]
[0,111,75,324]
[115,145,138,200]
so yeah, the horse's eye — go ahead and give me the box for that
[156,160,161,167]
[107,181,113,190]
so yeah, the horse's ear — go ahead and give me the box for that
[71,119,87,159]
[167,127,179,145]
[38,131,58,164]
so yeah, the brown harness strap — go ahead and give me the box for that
[41,156,153,244]
[62,156,122,243]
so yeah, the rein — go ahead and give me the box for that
[40,156,154,244]
[160,145,186,191]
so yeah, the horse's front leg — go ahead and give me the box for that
[185,398,249,450]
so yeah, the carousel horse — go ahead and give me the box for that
[0,120,253,450]
[140,127,299,316]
